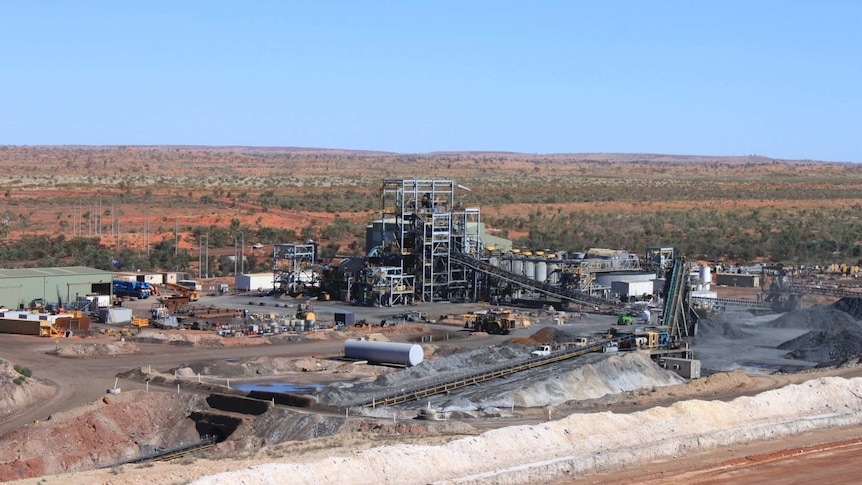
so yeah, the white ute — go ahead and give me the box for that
[531,345,552,357]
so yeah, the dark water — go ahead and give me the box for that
[233,382,325,393]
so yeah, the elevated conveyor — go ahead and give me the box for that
[450,252,624,310]
[662,258,698,338]
[789,284,862,299]
[691,296,773,313]
[103,435,218,468]
[356,339,626,408]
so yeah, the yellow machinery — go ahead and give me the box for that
[39,321,60,338]
[165,282,201,301]
[296,302,316,327]
[132,317,149,327]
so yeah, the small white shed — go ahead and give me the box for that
[235,273,275,292]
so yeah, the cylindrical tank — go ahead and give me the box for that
[524,260,536,279]
[344,339,424,367]
[499,258,511,272]
[701,266,712,284]
[535,261,548,283]
[489,256,500,268]
[512,259,524,275]
[548,264,561,284]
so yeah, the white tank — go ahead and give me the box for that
[535,261,548,283]
[489,256,500,267]
[701,266,712,284]
[525,261,536,279]
[512,259,524,275]
[344,340,424,367]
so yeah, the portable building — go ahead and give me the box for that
[659,357,702,379]
[611,280,656,300]
[235,273,275,292]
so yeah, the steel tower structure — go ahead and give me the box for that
[379,179,478,302]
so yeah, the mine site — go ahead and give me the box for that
[3,151,862,484]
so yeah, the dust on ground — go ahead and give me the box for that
[7,297,862,484]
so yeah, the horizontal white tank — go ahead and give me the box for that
[344,339,424,367]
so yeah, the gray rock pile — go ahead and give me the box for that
[772,297,862,364]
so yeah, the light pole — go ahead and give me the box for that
[198,236,202,279]
[205,233,209,278]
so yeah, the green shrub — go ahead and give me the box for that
[13,364,32,378]
[13,376,25,385]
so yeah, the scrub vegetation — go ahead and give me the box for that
[0,145,860,272]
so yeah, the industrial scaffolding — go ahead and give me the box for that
[379,179,479,303]
[272,243,317,295]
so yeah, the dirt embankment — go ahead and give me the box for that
[43,376,862,485]
[0,362,54,422]
[0,390,202,481]
[51,341,138,358]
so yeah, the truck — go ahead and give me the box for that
[112,280,152,299]
[531,345,552,357]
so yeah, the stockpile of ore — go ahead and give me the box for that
[772,297,862,364]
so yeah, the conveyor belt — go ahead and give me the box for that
[691,296,773,312]
[357,339,625,408]
[103,435,218,468]
[450,252,624,309]
[789,284,862,298]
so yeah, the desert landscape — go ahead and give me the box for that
[2,146,862,484]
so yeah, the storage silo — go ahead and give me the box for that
[700,266,712,290]
[524,260,536,279]
[344,339,424,367]
[512,258,524,276]
[535,261,548,283]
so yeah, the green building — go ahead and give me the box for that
[0,266,113,310]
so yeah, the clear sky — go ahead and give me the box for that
[1,1,860,161]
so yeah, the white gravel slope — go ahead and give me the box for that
[192,376,862,485]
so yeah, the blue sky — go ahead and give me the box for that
[1,1,860,161]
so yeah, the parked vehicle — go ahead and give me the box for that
[531,345,552,357]
[113,280,152,299]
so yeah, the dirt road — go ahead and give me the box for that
[0,335,345,435]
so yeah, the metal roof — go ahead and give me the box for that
[0,266,112,278]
